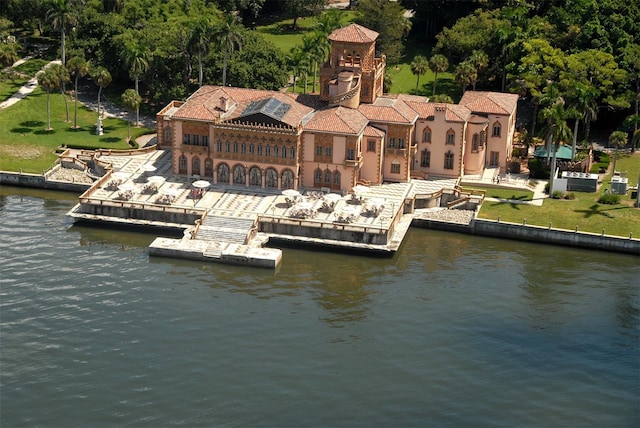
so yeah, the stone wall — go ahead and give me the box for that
[412,217,640,255]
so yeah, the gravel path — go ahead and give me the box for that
[414,208,475,224]
[47,167,94,185]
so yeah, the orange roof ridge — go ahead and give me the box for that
[329,23,379,43]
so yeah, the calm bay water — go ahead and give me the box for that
[1,186,638,427]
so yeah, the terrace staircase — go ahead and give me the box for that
[195,213,258,245]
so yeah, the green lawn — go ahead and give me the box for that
[478,153,640,237]
[0,76,27,102]
[462,186,534,201]
[0,88,153,174]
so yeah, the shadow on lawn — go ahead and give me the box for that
[99,137,121,143]
[11,120,45,134]
[575,203,627,219]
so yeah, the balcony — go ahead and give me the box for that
[344,156,363,168]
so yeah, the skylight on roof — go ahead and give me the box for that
[242,97,291,120]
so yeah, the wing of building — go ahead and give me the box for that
[157,23,519,192]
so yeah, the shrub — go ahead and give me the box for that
[565,192,576,200]
[598,193,620,205]
[552,190,564,199]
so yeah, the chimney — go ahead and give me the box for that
[220,96,229,112]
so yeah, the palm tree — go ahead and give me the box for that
[410,55,429,94]
[454,61,477,93]
[122,89,142,142]
[46,0,79,67]
[289,45,308,94]
[566,83,598,159]
[0,42,19,67]
[188,17,213,88]
[469,50,488,90]
[36,67,60,131]
[540,98,574,192]
[66,56,89,129]
[216,13,243,87]
[428,54,449,96]
[90,66,111,133]
[609,130,627,174]
[302,32,325,94]
[48,63,70,123]
[122,42,150,126]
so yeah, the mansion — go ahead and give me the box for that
[156,23,518,193]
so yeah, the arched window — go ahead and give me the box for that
[192,156,201,175]
[282,170,294,189]
[333,170,341,185]
[420,149,430,167]
[479,130,485,147]
[446,129,455,145]
[249,167,261,186]
[324,169,331,184]
[444,151,454,170]
[217,163,229,183]
[233,165,245,184]
[492,121,501,137]
[273,146,279,157]
[314,168,322,184]
[178,155,187,174]
[472,134,479,151]
[281,146,287,158]
[266,168,278,188]
[205,158,213,176]
[164,126,172,143]
[422,126,431,143]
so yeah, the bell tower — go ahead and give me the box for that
[319,24,386,107]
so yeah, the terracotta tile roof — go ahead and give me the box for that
[364,125,385,138]
[304,106,369,135]
[459,91,519,116]
[329,23,378,43]
[358,96,418,124]
[403,101,470,122]
[170,85,314,128]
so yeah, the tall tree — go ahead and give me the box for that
[283,0,324,30]
[608,130,627,175]
[468,50,488,90]
[66,56,89,129]
[564,82,598,159]
[0,41,19,67]
[90,66,111,125]
[355,0,412,64]
[288,45,307,94]
[188,16,214,88]
[122,40,150,126]
[540,97,573,192]
[48,62,70,123]
[301,32,326,94]
[122,88,142,142]
[215,13,244,87]
[511,38,565,141]
[46,0,80,66]
[454,61,477,93]
[410,55,429,94]
[428,54,449,96]
[621,44,640,152]
[36,66,60,131]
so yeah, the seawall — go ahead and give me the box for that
[1,171,90,193]
[412,216,640,256]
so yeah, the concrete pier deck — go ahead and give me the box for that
[66,148,461,268]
